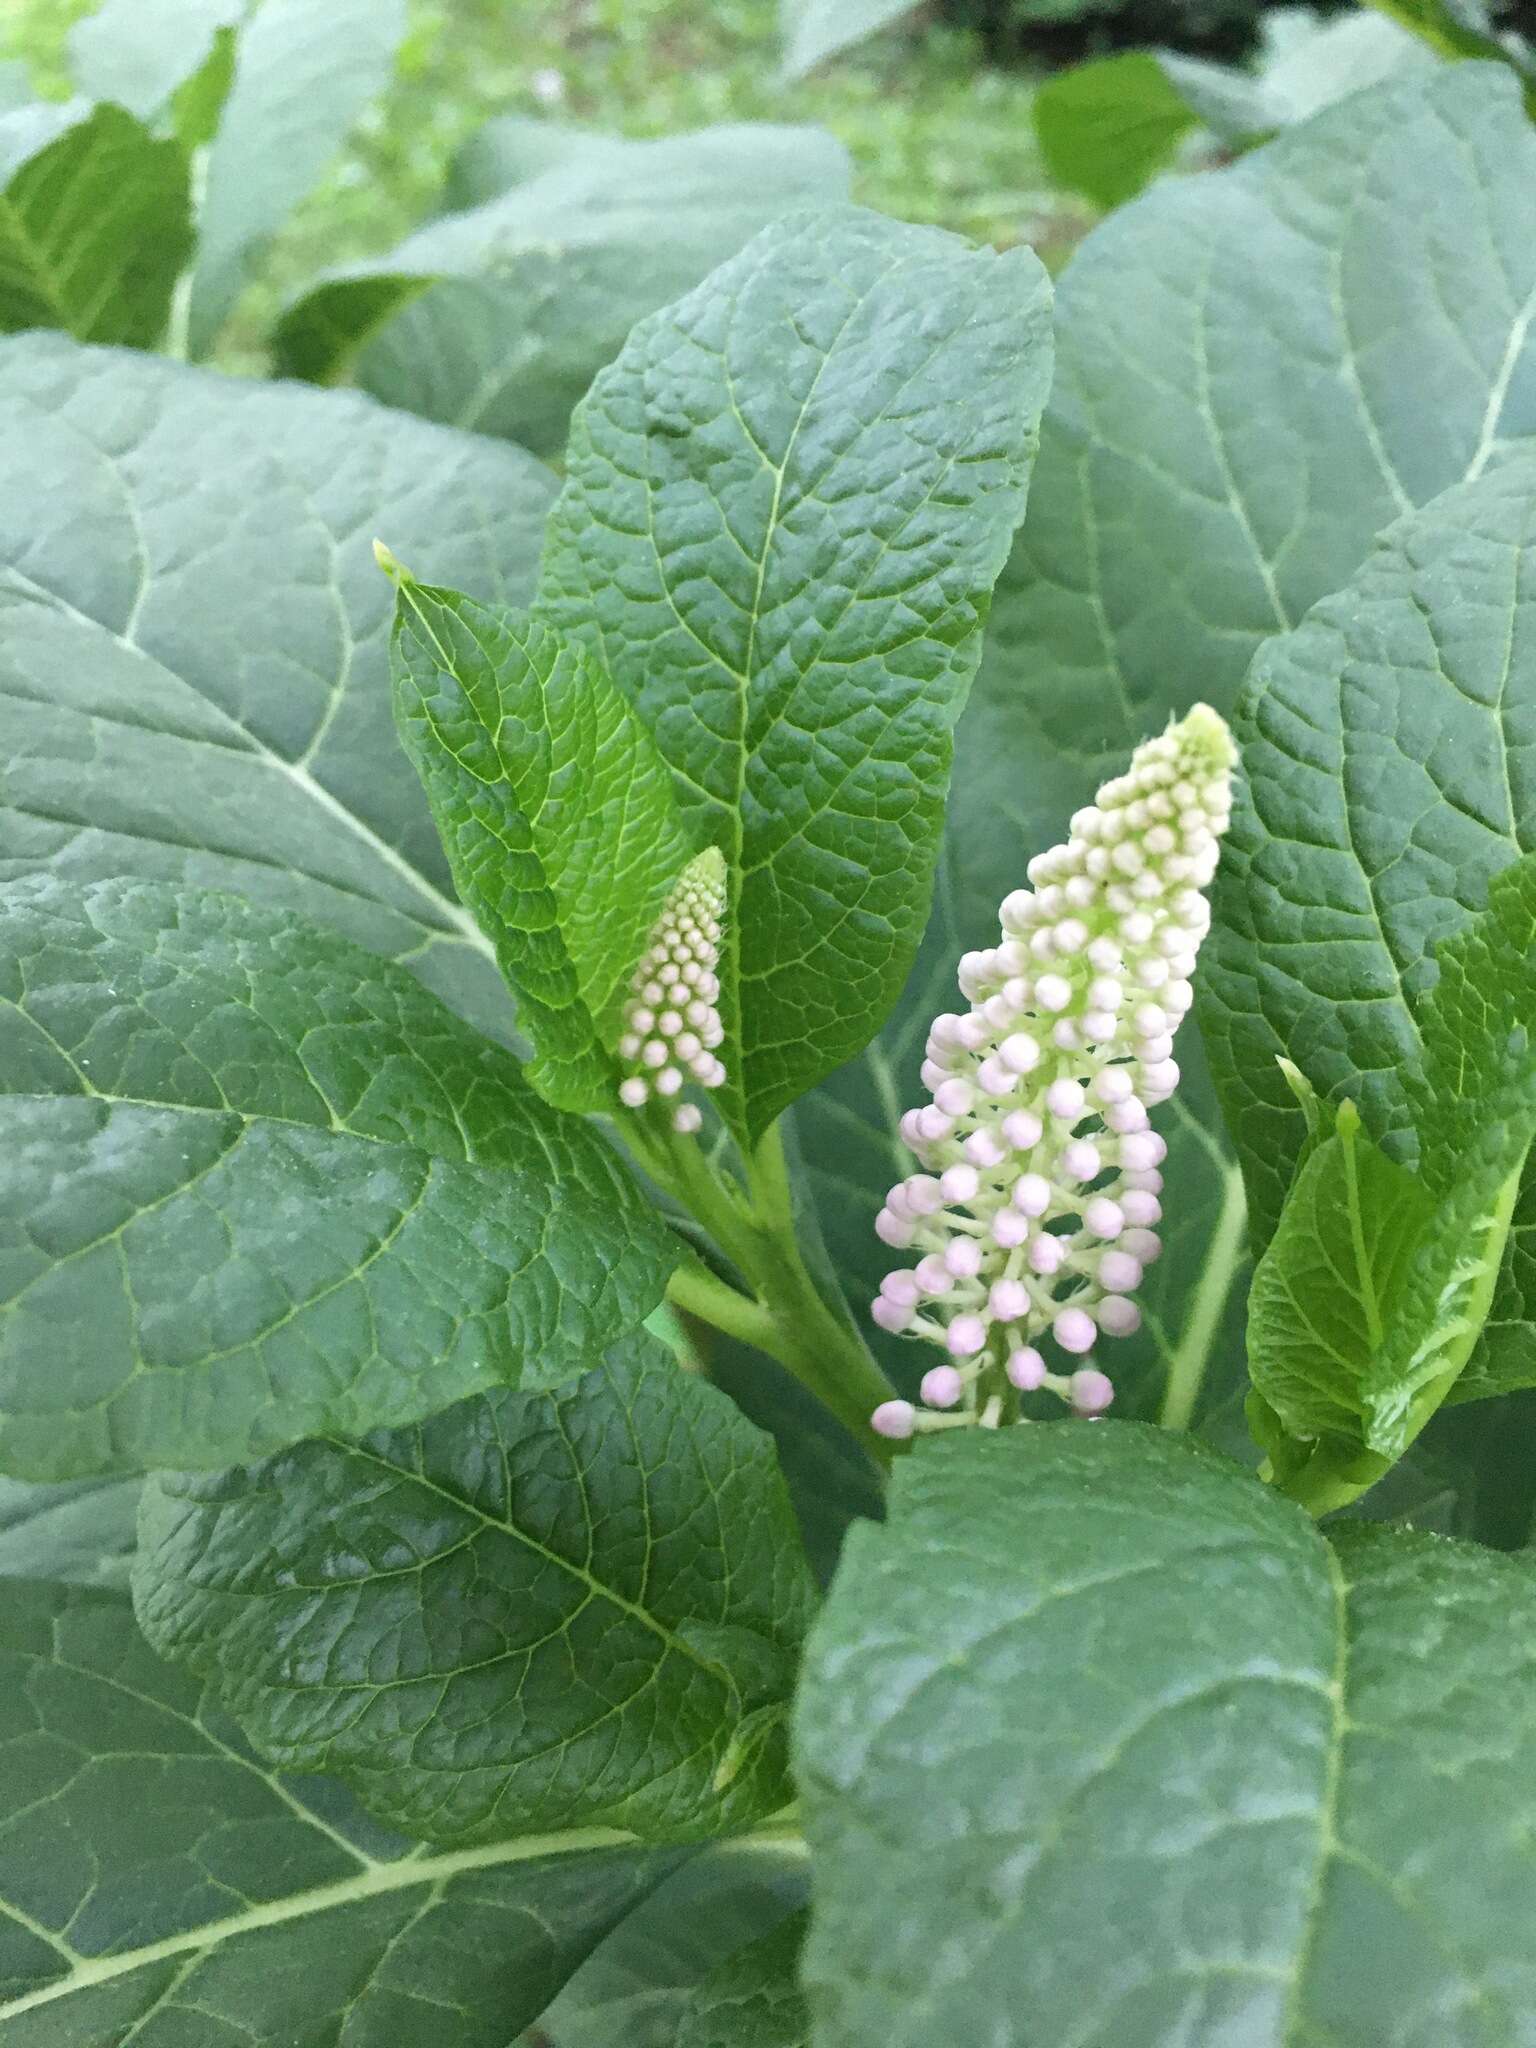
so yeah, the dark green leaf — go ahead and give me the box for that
[0,1475,139,1587]
[539,207,1052,1145]
[1033,54,1197,211]
[0,334,554,1043]
[135,1333,816,1847]
[539,1845,807,2048]
[0,101,191,345]
[389,579,691,1113]
[274,123,852,459]
[675,1911,808,2048]
[187,0,406,356]
[0,1578,674,2045]
[795,1424,1536,2045]
[0,874,673,1478]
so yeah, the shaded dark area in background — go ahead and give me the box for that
[943,0,1348,63]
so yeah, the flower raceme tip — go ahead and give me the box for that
[615,848,728,1134]
[868,704,1236,1434]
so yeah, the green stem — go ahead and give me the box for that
[640,1115,898,1464]
[1158,1160,1247,1431]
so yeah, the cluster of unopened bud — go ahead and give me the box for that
[867,705,1235,1440]
[616,848,727,1135]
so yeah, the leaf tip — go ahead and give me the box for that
[373,538,411,585]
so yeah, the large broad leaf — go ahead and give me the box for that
[67,0,241,127]
[539,207,1052,1147]
[674,1911,809,2048]
[0,101,191,346]
[389,578,691,1113]
[0,1576,678,2044]
[540,1847,807,2048]
[795,1424,1536,2046]
[135,1334,816,1846]
[0,334,553,1042]
[0,875,673,1479]
[1159,10,1432,147]
[779,0,920,78]
[808,63,1536,1462]
[187,0,406,357]
[274,123,852,460]
[0,1476,139,1588]
[1206,455,1536,1416]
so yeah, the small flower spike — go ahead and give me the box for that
[616,848,728,1134]
[869,704,1235,1432]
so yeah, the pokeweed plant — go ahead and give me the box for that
[2,64,1536,2048]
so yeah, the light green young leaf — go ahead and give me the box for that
[674,1911,809,2048]
[388,577,691,1113]
[1158,9,1430,146]
[0,1578,675,2044]
[0,874,673,1479]
[779,0,919,78]
[0,335,553,1043]
[1033,53,1197,210]
[539,207,1052,1146]
[187,0,405,356]
[0,101,191,345]
[67,0,241,125]
[1248,1100,1433,1444]
[274,123,852,459]
[795,1425,1536,2046]
[136,1334,816,1848]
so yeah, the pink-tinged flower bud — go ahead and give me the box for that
[990,1278,1031,1322]
[940,1163,980,1204]
[655,1066,683,1097]
[1070,1369,1115,1416]
[916,1105,954,1143]
[1035,973,1072,1013]
[1093,1066,1135,1105]
[965,1129,1007,1169]
[1000,1031,1041,1074]
[1121,1226,1162,1266]
[1083,1196,1125,1240]
[1002,1109,1043,1150]
[1097,1295,1141,1338]
[871,1296,914,1334]
[617,849,727,1122]
[1045,1077,1085,1120]
[1029,1233,1066,1277]
[920,1057,948,1092]
[672,1104,703,1135]
[904,1175,944,1215]
[1105,1098,1150,1135]
[875,1207,913,1249]
[899,1108,926,1151]
[921,1365,965,1409]
[1121,1168,1163,1194]
[915,1255,951,1297]
[977,1057,1016,1096]
[947,1314,988,1357]
[992,1207,1031,1250]
[1118,1131,1163,1172]
[944,1237,983,1280]
[1061,1139,1101,1183]
[871,1400,916,1440]
[619,1077,649,1108]
[881,1270,921,1308]
[1054,1307,1098,1354]
[934,1077,974,1118]
[1098,1249,1143,1293]
[1013,1173,1052,1217]
[1007,1346,1048,1390]
[1120,1190,1162,1228]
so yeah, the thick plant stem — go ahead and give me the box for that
[645,1117,898,1464]
[1158,1160,1246,1431]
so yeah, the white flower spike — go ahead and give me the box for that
[869,704,1236,1436]
[616,847,728,1134]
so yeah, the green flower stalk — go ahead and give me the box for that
[616,848,728,1134]
[869,706,1236,1438]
